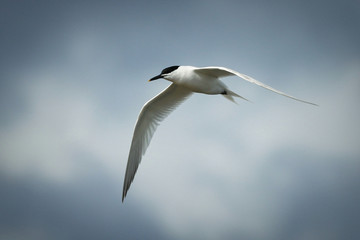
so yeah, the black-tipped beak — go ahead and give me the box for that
[148,74,162,82]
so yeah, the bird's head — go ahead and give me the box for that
[149,66,180,82]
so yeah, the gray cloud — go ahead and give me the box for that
[0,167,170,240]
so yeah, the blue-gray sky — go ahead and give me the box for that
[1,0,359,239]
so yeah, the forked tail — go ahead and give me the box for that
[222,89,249,103]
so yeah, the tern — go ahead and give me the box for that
[122,65,316,201]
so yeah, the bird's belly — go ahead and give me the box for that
[180,77,223,94]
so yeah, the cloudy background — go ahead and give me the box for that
[1,0,359,239]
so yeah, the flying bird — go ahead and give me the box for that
[122,65,316,201]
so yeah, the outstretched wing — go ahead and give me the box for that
[194,66,317,106]
[122,83,192,201]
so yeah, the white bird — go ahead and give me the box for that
[122,66,316,201]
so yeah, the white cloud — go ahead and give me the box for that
[0,74,127,183]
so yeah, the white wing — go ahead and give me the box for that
[194,66,317,106]
[122,83,192,201]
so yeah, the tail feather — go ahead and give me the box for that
[222,89,249,103]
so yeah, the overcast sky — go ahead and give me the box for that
[1,0,360,239]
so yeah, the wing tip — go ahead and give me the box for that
[292,97,318,106]
[122,193,126,202]
[307,102,319,106]
[122,185,128,202]
[122,178,131,202]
